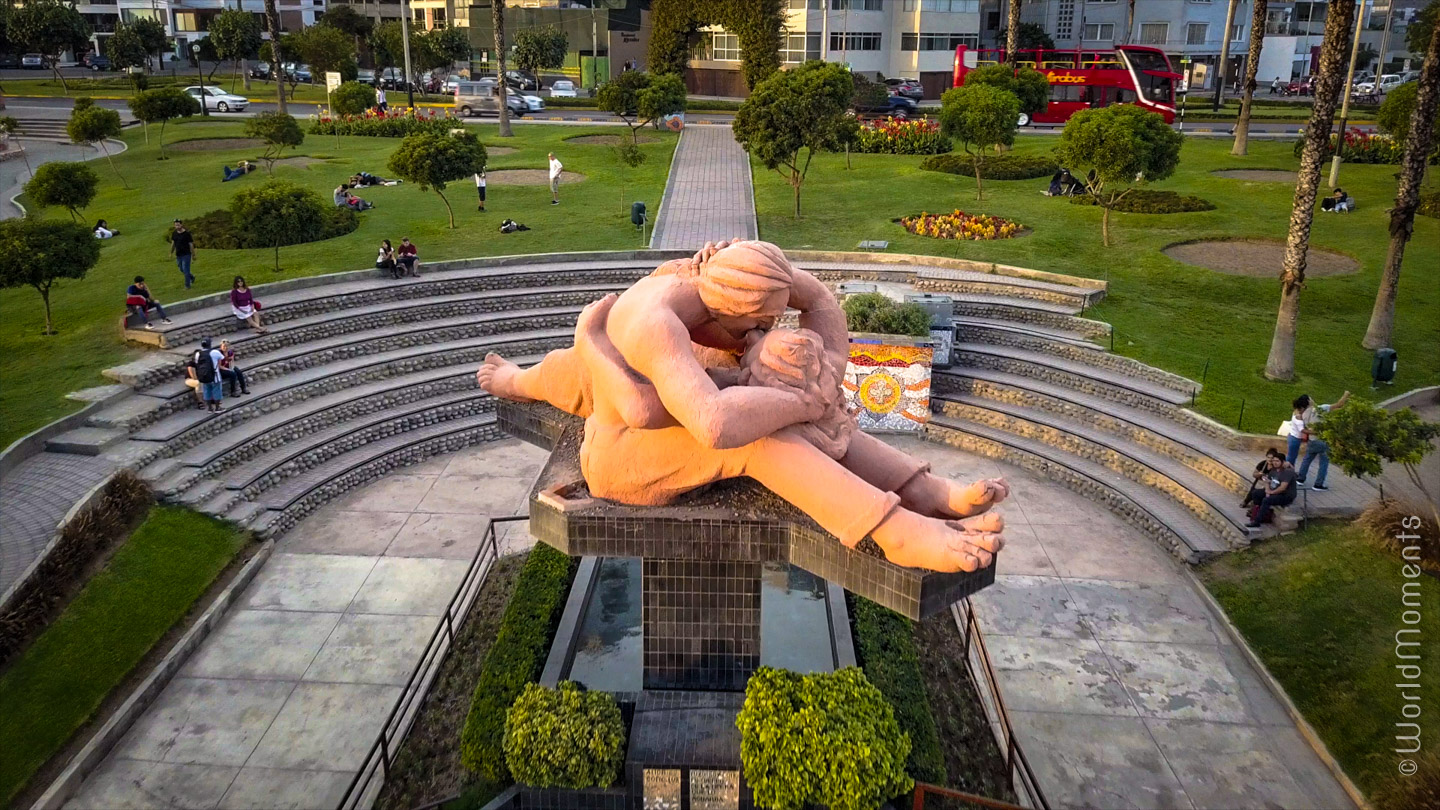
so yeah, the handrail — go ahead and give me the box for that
[912,781,1031,810]
[950,599,1052,810]
[335,514,528,810]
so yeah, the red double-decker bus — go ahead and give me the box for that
[953,45,1181,126]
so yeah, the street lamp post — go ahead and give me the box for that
[1329,0,1369,187]
[192,43,208,117]
[401,0,416,109]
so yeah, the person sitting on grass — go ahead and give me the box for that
[125,275,172,330]
[334,184,373,211]
[350,172,401,187]
[223,161,255,182]
[94,219,118,239]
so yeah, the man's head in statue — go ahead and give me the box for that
[696,241,793,338]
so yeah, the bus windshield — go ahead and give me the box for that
[1121,49,1172,75]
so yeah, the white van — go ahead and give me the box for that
[454,80,529,118]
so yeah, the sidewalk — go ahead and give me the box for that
[650,125,756,249]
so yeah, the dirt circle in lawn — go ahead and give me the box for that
[1211,169,1299,182]
[484,146,517,156]
[564,134,659,145]
[483,169,586,185]
[1163,239,1359,277]
[170,138,264,151]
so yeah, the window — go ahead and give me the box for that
[782,32,821,62]
[1230,23,1244,41]
[788,0,822,9]
[174,12,198,31]
[1083,23,1114,41]
[901,32,979,51]
[904,0,979,11]
[454,5,468,25]
[830,32,882,51]
[431,8,446,29]
[413,7,424,23]
[832,0,882,10]
[1186,23,1208,45]
[1139,22,1169,45]
[1050,84,1084,102]
[713,31,741,61]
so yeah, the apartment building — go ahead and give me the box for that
[78,0,325,60]
[689,0,983,97]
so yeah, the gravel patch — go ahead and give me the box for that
[564,134,658,145]
[484,169,586,185]
[1211,169,1299,182]
[170,138,263,152]
[1163,239,1359,277]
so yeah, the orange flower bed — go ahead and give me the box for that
[898,210,1023,240]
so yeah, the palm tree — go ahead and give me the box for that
[494,0,513,138]
[1232,0,1269,155]
[1263,0,1356,381]
[1005,0,1021,64]
[1363,13,1440,349]
[263,0,286,113]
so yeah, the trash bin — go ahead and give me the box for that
[630,201,646,228]
[1372,347,1398,386]
[903,293,954,327]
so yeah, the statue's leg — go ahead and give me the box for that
[840,432,1008,519]
[477,348,593,418]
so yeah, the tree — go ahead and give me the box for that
[733,60,854,218]
[1263,0,1356,382]
[263,0,287,113]
[287,23,357,84]
[1316,399,1439,512]
[244,112,304,175]
[319,4,373,52]
[1375,81,1439,142]
[961,64,1049,117]
[9,0,90,92]
[596,71,688,144]
[129,17,169,72]
[513,25,568,77]
[1364,15,1439,350]
[1055,104,1183,246]
[1410,0,1438,55]
[67,103,128,189]
[997,22,1055,52]
[331,80,377,116]
[387,131,488,228]
[494,0,513,137]
[231,180,328,271]
[0,218,101,335]
[1232,0,1269,155]
[106,22,149,75]
[209,9,263,93]
[127,87,202,160]
[1005,0,1021,64]
[368,21,403,74]
[423,26,471,78]
[649,0,786,90]
[24,162,99,222]
[939,84,1021,200]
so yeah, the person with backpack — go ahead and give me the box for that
[193,338,225,412]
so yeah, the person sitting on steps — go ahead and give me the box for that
[1242,448,1287,509]
[125,275,171,330]
[1245,453,1296,530]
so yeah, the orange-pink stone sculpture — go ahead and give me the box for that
[477,240,1006,572]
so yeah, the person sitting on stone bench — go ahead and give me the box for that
[125,275,172,330]
[1242,448,1288,509]
[1245,452,1296,530]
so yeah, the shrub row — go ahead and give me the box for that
[162,205,357,250]
[843,292,934,337]
[309,108,461,137]
[458,543,575,783]
[852,117,951,155]
[504,681,625,788]
[850,597,947,784]
[920,152,1058,180]
[1070,189,1216,214]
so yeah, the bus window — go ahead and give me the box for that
[1139,73,1173,104]
[1051,85,1084,102]
[1113,88,1137,104]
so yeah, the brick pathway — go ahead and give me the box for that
[0,453,116,596]
[650,125,757,249]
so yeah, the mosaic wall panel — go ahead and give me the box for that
[845,337,934,432]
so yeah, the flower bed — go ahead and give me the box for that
[1295,127,1438,165]
[310,107,461,137]
[897,210,1023,240]
[853,117,951,155]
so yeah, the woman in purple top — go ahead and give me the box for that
[230,276,268,333]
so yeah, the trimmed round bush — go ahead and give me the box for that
[920,152,1057,180]
[1069,189,1215,214]
[330,81,378,117]
[843,292,933,336]
[503,682,625,789]
[738,667,913,810]
[163,203,356,249]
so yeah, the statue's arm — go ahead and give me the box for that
[575,295,673,430]
[788,270,850,371]
[625,317,820,450]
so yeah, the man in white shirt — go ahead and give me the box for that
[474,171,486,212]
[548,152,562,205]
[376,86,388,112]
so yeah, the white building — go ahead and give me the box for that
[76,0,325,61]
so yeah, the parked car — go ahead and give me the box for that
[281,62,312,83]
[0,53,21,69]
[183,86,248,112]
[883,77,924,100]
[356,67,376,85]
[1397,70,1420,84]
[379,67,408,90]
[505,70,540,91]
[21,53,45,69]
[82,53,111,71]
[249,61,272,79]
[519,93,545,112]
[853,92,918,120]
[549,79,577,98]
[454,80,529,118]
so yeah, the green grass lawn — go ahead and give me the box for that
[2,75,455,106]
[1197,521,1440,804]
[755,135,1440,428]
[0,506,251,805]
[0,120,676,447]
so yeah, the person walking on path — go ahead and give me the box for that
[1271,77,1282,95]
[377,87,388,112]
[548,152,563,205]
[474,170,487,212]
[125,276,172,329]
[170,220,196,289]
[1296,390,1351,491]
[1245,454,1297,529]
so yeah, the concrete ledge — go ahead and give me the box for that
[32,539,275,810]
[787,249,1108,293]
[1379,384,1440,412]
[0,471,120,614]
[0,384,130,478]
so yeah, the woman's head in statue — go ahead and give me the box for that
[697,241,793,336]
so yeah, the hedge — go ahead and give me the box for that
[920,152,1058,180]
[843,293,933,337]
[458,543,575,783]
[1069,189,1216,214]
[850,597,946,784]
[162,205,357,250]
[504,681,625,788]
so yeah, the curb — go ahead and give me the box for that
[31,539,275,810]
[1182,568,1372,810]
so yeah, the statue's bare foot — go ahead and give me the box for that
[476,353,533,401]
[871,507,1003,573]
[898,475,1010,519]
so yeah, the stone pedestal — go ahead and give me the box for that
[642,559,761,691]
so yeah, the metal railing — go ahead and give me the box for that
[912,781,1032,810]
[335,514,526,810]
[953,599,1052,810]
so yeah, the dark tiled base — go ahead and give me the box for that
[642,560,760,691]
[501,400,996,621]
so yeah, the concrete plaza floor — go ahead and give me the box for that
[63,439,548,810]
